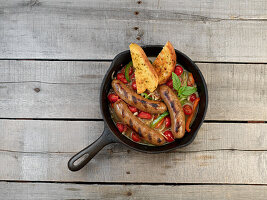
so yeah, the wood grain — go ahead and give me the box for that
[0,119,267,183]
[1,120,266,153]
[0,60,266,120]
[1,182,267,200]
[0,1,266,61]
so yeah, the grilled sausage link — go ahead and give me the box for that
[114,101,166,145]
[112,79,167,114]
[159,85,185,139]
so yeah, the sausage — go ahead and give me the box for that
[113,100,166,146]
[159,85,185,139]
[112,79,167,114]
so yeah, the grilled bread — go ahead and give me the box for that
[153,41,176,85]
[129,43,159,94]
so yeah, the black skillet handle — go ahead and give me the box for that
[68,128,117,171]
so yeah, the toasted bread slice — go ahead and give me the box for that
[129,43,159,94]
[153,41,176,85]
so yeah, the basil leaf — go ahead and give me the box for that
[172,72,181,91]
[181,86,197,96]
[178,86,186,96]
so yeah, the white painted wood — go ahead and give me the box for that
[1,182,267,200]
[0,1,266,61]
[0,120,266,183]
[0,60,266,120]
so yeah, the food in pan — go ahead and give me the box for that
[108,41,200,146]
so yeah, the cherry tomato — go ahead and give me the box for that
[163,131,174,142]
[121,78,128,84]
[175,65,183,76]
[183,105,193,115]
[187,73,195,86]
[108,93,119,103]
[131,73,135,79]
[116,73,125,81]
[189,93,197,102]
[138,111,152,119]
[166,79,173,88]
[132,132,140,142]
[128,106,138,113]
[116,123,125,133]
[132,80,137,90]
[165,116,171,128]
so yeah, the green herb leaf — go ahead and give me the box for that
[181,86,197,96]
[178,86,186,96]
[172,72,181,91]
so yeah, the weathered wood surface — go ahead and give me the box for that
[1,1,266,61]
[1,120,266,153]
[0,60,266,120]
[1,182,267,200]
[0,120,266,183]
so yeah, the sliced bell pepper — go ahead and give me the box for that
[155,117,165,129]
[187,73,195,86]
[185,98,200,132]
[150,111,169,128]
[125,61,133,82]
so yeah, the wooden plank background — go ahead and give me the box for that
[0,60,266,120]
[1,0,267,199]
[1,120,266,183]
[0,0,266,61]
[1,182,267,200]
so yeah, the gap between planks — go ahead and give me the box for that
[1,182,267,200]
[0,59,266,65]
[0,118,265,124]
[2,180,267,186]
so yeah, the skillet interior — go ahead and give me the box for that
[100,45,208,153]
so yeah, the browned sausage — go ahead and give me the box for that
[112,79,167,114]
[159,85,185,139]
[113,100,166,146]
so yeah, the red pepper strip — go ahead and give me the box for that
[187,73,195,86]
[155,118,165,129]
[185,98,200,132]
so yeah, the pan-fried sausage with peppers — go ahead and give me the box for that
[159,85,185,139]
[112,79,167,114]
[109,42,200,146]
[113,100,166,145]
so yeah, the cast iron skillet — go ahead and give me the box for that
[68,45,208,171]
